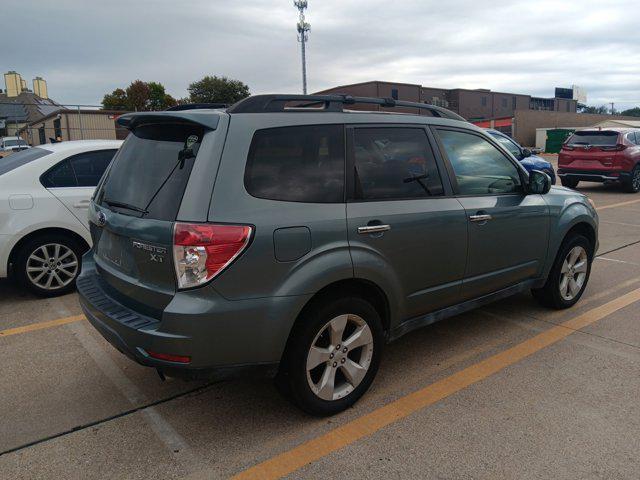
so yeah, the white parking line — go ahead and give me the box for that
[597,257,640,266]
[66,321,199,465]
[600,220,640,228]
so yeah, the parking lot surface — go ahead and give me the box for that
[2,162,640,479]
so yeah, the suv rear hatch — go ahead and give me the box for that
[559,130,623,172]
[90,118,213,317]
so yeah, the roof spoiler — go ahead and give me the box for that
[116,111,220,130]
[226,94,466,121]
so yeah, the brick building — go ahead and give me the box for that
[315,80,578,121]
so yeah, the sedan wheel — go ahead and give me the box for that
[26,243,79,291]
[306,314,374,401]
[558,246,588,301]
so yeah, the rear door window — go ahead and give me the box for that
[69,150,117,187]
[567,131,619,146]
[97,124,204,220]
[41,160,77,188]
[244,125,345,203]
[350,127,444,200]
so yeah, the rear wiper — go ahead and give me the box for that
[103,199,148,215]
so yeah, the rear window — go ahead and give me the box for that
[244,125,345,203]
[3,139,27,147]
[0,147,51,176]
[97,123,204,220]
[567,131,619,146]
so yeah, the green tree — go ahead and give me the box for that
[101,88,128,110]
[187,75,250,105]
[620,107,640,117]
[101,80,176,111]
[577,103,609,115]
[148,82,177,110]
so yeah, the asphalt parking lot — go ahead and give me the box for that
[2,157,640,480]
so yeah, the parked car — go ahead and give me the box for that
[485,129,556,184]
[558,128,640,192]
[78,95,598,416]
[0,140,122,296]
[1,136,30,154]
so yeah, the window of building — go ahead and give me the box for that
[38,126,46,145]
[391,88,399,100]
[481,97,487,107]
[53,118,62,139]
[245,125,345,203]
[566,102,571,112]
[512,96,517,110]
[351,128,444,200]
[437,129,522,195]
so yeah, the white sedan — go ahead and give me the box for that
[0,140,122,296]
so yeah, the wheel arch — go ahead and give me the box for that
[7,227,90,278]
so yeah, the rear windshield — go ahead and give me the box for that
[0,147,51,176]
[3,139,27,147]
[96,123,204,220]
[567,131,619,146]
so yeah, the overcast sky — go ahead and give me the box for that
[2,0,638,109]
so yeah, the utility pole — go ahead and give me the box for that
[610,102,615,115]
[294,1,310,94]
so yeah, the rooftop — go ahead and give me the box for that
[0,91,63,124]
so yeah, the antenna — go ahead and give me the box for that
[294,1,310,94]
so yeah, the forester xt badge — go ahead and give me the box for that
[132,241,167,263]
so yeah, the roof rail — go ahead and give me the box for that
[166,103,229,111]
[226,94,466,121]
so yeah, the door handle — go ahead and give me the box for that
[358,224,391,234]
[73,200,91,208]
[469,214,492,223]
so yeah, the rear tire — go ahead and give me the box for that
[532,234,593,309]
[623,165,640,193]
[14,233,85,297]
[277,295,384,416]
[561,177,579,189]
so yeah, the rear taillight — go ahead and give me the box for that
[173,223,252,289]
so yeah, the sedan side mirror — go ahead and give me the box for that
[521,148,532,158]
[530,148,542,155]
[528,169,551,194]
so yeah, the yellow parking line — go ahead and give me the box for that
[230,287,640,480]
[0,314,84,337]
[597,198,640,211]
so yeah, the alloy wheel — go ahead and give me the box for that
[632,168,640,191]
[306,314,374,401]
[26,243,79,290]
[559,246,588,301]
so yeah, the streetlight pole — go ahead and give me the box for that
[294,1,310,94]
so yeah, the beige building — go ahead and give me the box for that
[19,109,129,145]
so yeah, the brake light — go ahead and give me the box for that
[147,350,191,363]
[173,223,253,289]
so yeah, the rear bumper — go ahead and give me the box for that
[77,256,312,378]
[558,169,631,183]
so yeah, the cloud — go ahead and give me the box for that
[2,0,638,108]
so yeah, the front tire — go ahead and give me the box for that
[532,234,593,309]
[14,233,85,297]
[277,295,384,416]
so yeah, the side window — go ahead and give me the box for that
[69,150,117,187]
[351,127,444,200]
[41,160,77,188]
[491,133,521,158]
[438,129,522,195]
[626,132,637,145]
[245,125,344,203]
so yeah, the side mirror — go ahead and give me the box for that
[521,148,532,158]
[528,169,551,194]
[530,148,542,155]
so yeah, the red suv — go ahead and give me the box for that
[558,128,640,192]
